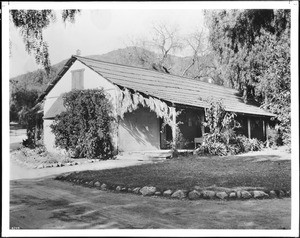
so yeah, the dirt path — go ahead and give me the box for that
[10,156,153,180]
[10,178,291,229]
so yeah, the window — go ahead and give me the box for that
[71,69,84,90]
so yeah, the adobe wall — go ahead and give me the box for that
[43,119,57,153]
[43,60,118,153]
[44,60,117,114]
[118,107,161,152]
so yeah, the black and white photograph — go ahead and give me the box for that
[2,1,299,237]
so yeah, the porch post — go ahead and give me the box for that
[171,105,177,148]
[266,121,270,147]
[262,119,266,141]
[247,118,251,139]
[200,112,205,137]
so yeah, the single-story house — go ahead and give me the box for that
[38,55,275,153]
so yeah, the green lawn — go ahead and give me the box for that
[61,154,291,192]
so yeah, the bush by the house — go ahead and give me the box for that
[196,99,264,156]
[238,136,263,152]
[50,89,115,160]
[266,127,283,147]
[198,134,264,156]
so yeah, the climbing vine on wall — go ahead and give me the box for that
[115,86,182,151]
[115,87,181,129]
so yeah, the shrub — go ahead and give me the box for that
[267,127,283,147]
[197,137,228,156]
[207,141,228,156]
[50,89,115,160]
[234,135,264,153]
[244,138,263,152]
[197,134,264,156]
[196,99,241,156]
[195,99,264,156]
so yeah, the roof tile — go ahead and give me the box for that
[75,56,274,117]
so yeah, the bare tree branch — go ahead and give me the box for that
[150,22,183,69]
[182,29,209,77]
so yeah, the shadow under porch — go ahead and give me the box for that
[160,107,206,150]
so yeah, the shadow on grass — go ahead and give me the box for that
[223,154,290,162]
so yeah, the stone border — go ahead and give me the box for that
[13,156,99,169]
[55,175,290,200]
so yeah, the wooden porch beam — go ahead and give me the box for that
[266,121,270,147]
[247,118,251,139]
[171,106,177,148]
[200,112,205,137]
[262,120,266,141]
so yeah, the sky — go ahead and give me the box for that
[9,8,207,78]
[8,1,297,78]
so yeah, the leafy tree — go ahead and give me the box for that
[10,88,39,123]
[20,105,44,148]
[253,28,290,145]
[204,9,290,99]
[10,9,80,74]
[9,10,80,144]
[50,89,115,159]
[205,9,291,146]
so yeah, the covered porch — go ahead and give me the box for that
[160,106,206,150]
[160,106,271,150]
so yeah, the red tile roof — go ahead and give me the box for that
[42,55,275,118]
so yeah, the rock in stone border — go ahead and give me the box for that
[56,175,290,201]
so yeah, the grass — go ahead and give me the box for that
[63,154,291,192]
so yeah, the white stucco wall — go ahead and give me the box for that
[44,60,117,115]
[43,119,57,153]
[43,60,118,153]
[118,107,160,151]
[44,59,162,154]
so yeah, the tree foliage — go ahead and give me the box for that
[205,9,291,145]
[50,89,115,159]
[20,105,44,148]
[197,99,263,156]
[10,87,39,122]
[10,9,80,74]
[203,99,240,145]
[205,9,290,97]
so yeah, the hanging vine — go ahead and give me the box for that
[115,86,181,130]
